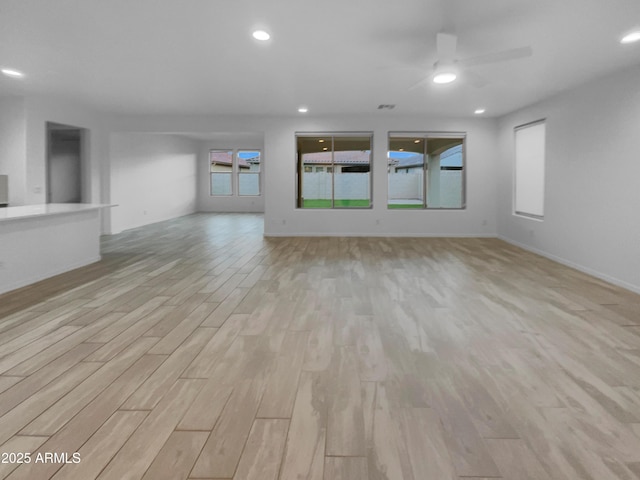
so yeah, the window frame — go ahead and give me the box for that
[387,131,466,210]
[209,149,262,197]
[296,132,374,209]
[209,149,234,196]
[237,150,262,197]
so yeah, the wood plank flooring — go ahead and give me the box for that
[1,212,639,479]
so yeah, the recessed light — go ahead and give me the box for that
[433,72,457,84]
[322,147,328,151]
[318,139,325,143]
[413,139,421,144]
[399,148,405,152]
[297,106,308,113]
[1,68,24,78]
[252,30,270,41]
[621,31,640,44]
[475,108,486,114]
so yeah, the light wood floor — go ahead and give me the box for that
[1,213,640,480]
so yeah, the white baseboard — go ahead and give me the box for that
[263,231,497,238]
[498,235,640,295]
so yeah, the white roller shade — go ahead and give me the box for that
[514,121,546,218]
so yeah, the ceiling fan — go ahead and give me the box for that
[411,32,532,89]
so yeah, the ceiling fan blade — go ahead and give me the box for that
[464,70,489,88]
[408,76,432,91]
[437,32,457,61]
[459,46,532,68]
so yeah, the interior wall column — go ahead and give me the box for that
[427,153,441,207]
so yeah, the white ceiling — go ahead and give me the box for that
[1,0,639,118]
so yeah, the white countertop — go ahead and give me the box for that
[0,203,115,222]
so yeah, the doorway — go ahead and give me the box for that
[46,122,86,203]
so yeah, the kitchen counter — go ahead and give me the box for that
[0,203,115,295]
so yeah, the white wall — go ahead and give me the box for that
[497,64,640,293]
[110,133,199,233]
[197,133,264,213]
[0,95,112,230]
[264,115,497,236]
[24,96,109,206]
[0,96,26,205]
[107,113,497,236]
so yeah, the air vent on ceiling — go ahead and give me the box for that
[377,104,396,110]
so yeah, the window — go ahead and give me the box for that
[210,150,233,195]
[238,150,261,196]
[296,133,372,208]
[514,121,545,218]
[210,149,261,196]
[387,133,465,209]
